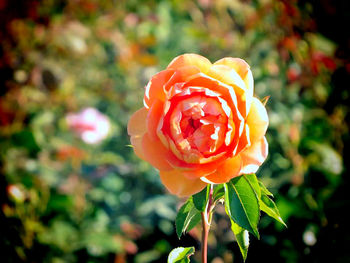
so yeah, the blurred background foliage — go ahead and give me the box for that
[0,0,349,262]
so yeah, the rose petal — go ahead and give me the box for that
[182,165,217,179]
[130,135,145,159]
[164,65,201,94]
[239,136,268,175]
[144,69,174,108]
[182,74,244,130]
[160,169,207,197]
[180,74,245,155]
[142,133,173,171]
[207,64,251,117]
[214,58,254,114]
[214,57,250,79]
[234,124,251,156]
[147,100,164,141]
[164,151,227,178]
[168,95,226,157]
[201,155,242,184]
[243,68,254,115]
[244,68,254,97]
[208,64,246,91]
[127,107,148,137]
[167,54,212,74]
[246,97,269,143]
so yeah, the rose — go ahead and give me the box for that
[128,54,268,197]
[66,107,110,144]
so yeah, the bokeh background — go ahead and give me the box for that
[1,0,349,262]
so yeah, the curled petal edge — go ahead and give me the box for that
[167,53,212,74]
[239,136,268,175]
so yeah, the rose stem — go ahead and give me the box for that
[201,212,209,263]
[201,184,214,263]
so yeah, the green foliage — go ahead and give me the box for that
[223,175,285,261]
[168,247,195,263]
[213,184,225,203]
[192,185,209,212]
[175,197,201,239]
[230,220,249,262]
[258,181,273,197]
[260,193,287,227]
[224,177,260,239]
[243,174,261,198]
[172,175,284,262]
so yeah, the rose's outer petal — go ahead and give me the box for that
[239,136,268,175]
[144,69,174,108]
[127,107,148,137]
[147,100,164,140]
[182,162,220,179]
[160,169,207,197]
[201,155,242,184]
[214,57,250,80]
[244,68,254,98]
[246,97,269,143]
[145,67,202,109]
[130,135,145,159]
[128,108,148,159]
[208,64,246,90]
[213,58,254,116]
[167,54,212,74]
[242,68,254,117]
[142,133,173,171]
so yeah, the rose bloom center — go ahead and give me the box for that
[165,94,233,162]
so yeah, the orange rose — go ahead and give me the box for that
[128,54,268,197]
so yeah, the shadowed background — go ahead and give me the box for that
[0,0,349,262]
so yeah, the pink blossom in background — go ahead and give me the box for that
[66,107,110,144]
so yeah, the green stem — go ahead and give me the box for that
[201,184,214,263]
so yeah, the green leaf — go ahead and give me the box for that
[243,174,261,198]
[186,212,201,232]
[230,219,249,261]
[258,181,273,197]
[260,193,287,227]
[168,247,195,263]
[192,185,209,212]
[224,177,260,238]
[175,198,201,239]
[213,184,225,202]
